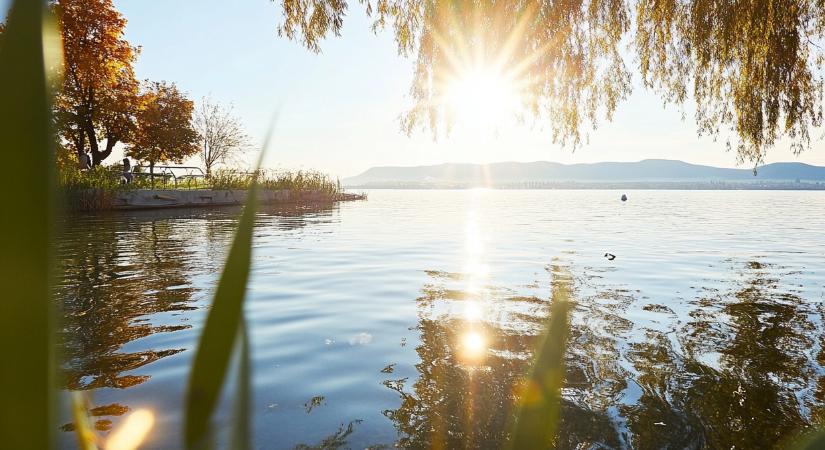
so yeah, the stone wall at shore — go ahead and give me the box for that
[65,189,364,211]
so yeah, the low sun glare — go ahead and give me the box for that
[445,67,521,129]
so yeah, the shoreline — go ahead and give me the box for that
[64,188,366,212]
[345,182,825,190]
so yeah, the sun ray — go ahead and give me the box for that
[400,1,586,134]
[491,2,539,72]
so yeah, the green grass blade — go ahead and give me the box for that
[787,428,825,450]
[507,267,573,449]
[230,322,251,450]
[0,1,57,449]
[184,181,259,449]
[184,119,274,449]
[70,392,99,450]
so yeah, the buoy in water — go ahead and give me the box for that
[621,194,628,202]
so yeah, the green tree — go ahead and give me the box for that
[127,81,198,178]
[276,0,825,165]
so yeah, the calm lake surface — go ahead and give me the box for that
[56,190,825,449]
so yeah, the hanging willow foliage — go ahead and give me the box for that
[274,0,825,165]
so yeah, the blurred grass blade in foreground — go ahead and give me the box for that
[70,392,99,450]
[788,428,825,449]
[183,119,275,448]
[184,181,258,449]
[0,0,59,448]
[231,322,252,450]
[508,266,572,449]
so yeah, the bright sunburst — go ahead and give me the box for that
[416,3,546,133]
[445,66,521,128]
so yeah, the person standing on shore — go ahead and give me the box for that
[122,158,133,184]
[78,152,91,170]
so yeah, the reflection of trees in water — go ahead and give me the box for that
[384,316,531,448]
[815,301,825,426]
[383,260,824,448]
[623,260,819,449]
[382,265,630,448]
[56,214,212,391]
[55,204,340,433]
[55,204,338,393]
[292,419,364,450]
[380,269,541,448]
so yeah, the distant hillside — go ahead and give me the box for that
[343,160,825,189]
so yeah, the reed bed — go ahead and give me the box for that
[58,167,342,195]
[56,166,344,211]
[208,169,342,197]
[58,166,144,211]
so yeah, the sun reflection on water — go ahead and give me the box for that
[465,222,484,258]
[464,301,483,321]
[458,191,491,363]
[105,409,154,450]
[460,330,487,360]
[463,261,489,278]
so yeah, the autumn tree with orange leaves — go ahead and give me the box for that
[54,0,140,166]
[127,81,199,178]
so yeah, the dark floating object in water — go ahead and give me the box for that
[604,253,616,261]
[621,194,628,202]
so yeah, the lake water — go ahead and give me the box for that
[55,190,825,449]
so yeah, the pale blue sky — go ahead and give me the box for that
[8,0,825,176]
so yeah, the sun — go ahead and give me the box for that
[445,66,521,129]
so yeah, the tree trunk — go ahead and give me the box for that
[71,107,87,163]
[85,120,101,166]
[149,160,155,188]
[83,87,105,167]
[202,141,212,179]
[100,135,117,162]
[73,128,86,162]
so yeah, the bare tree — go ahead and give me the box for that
[193,97,251,176]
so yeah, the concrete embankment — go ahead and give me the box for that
[68,188,365,211]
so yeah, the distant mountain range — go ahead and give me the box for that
[343,159,825,189]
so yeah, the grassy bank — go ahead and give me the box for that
[58,166,349,211]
